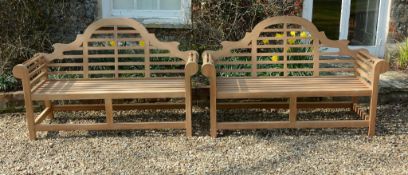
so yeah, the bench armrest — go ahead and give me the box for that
[12,54,48,94]
[185,51,199,77]
[354,51,388,88]
[201,51,216,79]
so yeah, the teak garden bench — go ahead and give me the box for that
[202,16,388,138]
[13,18,198,140]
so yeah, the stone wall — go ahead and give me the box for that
[389,0,408,42]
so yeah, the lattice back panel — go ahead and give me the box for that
[46,18,186,80]
[212,16,358,78]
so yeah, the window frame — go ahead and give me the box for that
[302,0,391,57]
[101,0,191,28]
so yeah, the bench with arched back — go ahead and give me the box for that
[13,18,198,140]
[201,16,388,137]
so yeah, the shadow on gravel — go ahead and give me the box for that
[218,103,408,138]
[32,102,408,139]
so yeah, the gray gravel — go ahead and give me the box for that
[0,103,407,174]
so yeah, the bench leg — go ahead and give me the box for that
[185,100,192,137]
[210,96,217,138]
[44,100,54,119]
[368,94,378,137]
[24,99,36,140]
[351,97,358,111]
[105,98,114,125]
[289,97,297,126]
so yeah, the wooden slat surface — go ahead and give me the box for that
[216,77,371,98]
[35,122,186,131]
[217,120,369,129]
[32,79,186,100]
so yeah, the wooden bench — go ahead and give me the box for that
[13,18,198,140]
[201,16,388,137]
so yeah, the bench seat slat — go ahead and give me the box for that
[31,79,186,100]
[216,77,371,98]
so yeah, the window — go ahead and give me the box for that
[101,0,191,27]
[302,0,391,57]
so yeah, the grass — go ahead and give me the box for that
[398,38,408,69]
[0,74,18,92]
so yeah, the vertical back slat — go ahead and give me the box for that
[251,39,257,77]
[283,23,288,77]
[145,40,150,78]
[83,41,89,79]
[114,25,119,79]
[312,39,319,77]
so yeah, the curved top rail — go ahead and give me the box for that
[208,16,355,59]
[46,18,189,61]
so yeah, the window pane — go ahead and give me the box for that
[136,0,158,10]
[113,0,134,9]
[348,0,380,46]
[160,0,181,10]
[312,0,342,40]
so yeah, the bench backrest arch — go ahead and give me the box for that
[45,18,193,80]
[206,16,361,78]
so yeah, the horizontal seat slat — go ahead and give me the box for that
[32,79,186,100]
[216,77,371,98]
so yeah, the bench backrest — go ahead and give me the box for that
[206,16,363,78]
[44,18,192,80]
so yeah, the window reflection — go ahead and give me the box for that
[312,0,342,40]
[348,0,380,46]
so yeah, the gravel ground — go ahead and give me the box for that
[0,103,407,174]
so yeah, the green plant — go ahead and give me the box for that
[191,0,302,53]
[0,0,97,92]
[0,74,18,92]
[398,38,408,69]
